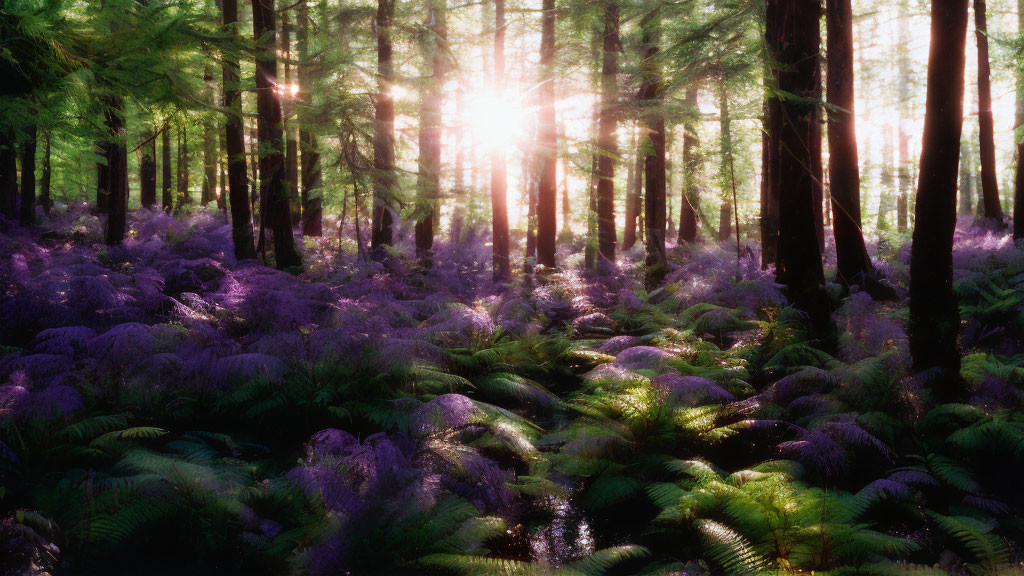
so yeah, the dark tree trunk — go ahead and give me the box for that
[975,0,1003,222]
[535,0,558,269]
[910,0,968,402]
[450,85,465,243]
[282,9,301,225]
[595,0,619,263]
[897,0,912,232]
[0,136,14,220]
[161,122,173,211]
[251,0,301,269]
[559,121,571,236]
[718,76,733,242]
[20,123,36,226]
[640,10,667,289]
[679,86,699,244]
[103,99,128,245]
[761,96,780,269]
[490,0,511,281]
[826,0,875,288]
[218,133,227,212]
[414,0,447,265]
[525,153,537,272]
[202,65,218,206]
[176,125,189,209]
[766,0,834,344]
[97,153,109,214]
[40,133,51,215]
[298,0,322,237]
[960,137,975,215]
[1016,0,1024,239]
[623,126,640,250]
[371,0,396,259]
[224,0,256,259]
[141,129,157,209]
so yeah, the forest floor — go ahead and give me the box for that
[1,207,1023,576]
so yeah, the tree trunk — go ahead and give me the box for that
[489,0,511,280]
[640,10,667,289]
[161,122,172,211]
[910,0,968,402]
[960,137,975,215]
[623,126,640,249]
[103,99,128,245]
[282,9,301,225]
[97,152,110,214]
[20,123,36,226]
[371,0,396,259]
[974,0,1003,222]
[414,0,447,265]
[450,85,465,243]
[224,0,256,258]
[878,126,894,231]
[141,129,157,209]
[535,0,558,269]
[1016,0,1024,239]
[559,121,570,236]
[718,76,733,242]
[679,86,699,244]
[202,65,218,206]
[176,125,189,209]
[897,0,912,232]
[298,0,322,237]
[40,133,51,215]
[761,96,780,269]
[0,136,14,220]
[827,0,876,288]
[251,0,301,269]
[595,0,619,264]
[766,0,834,344]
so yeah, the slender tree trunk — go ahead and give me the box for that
[0,136,14,220]
[595,0,620,263]
[640,10,667,289]
[97,151,109,214]
[559,121,570,235]
[623,126,640,249]
[718,76,732,241]
[161,122,173,211]
[974,0,1003,222]
[761,92,780,268]
[202,65,218,206]
[20,123,36,226]
[525,151,537,271]
[40,133,51,215]
[176,125,189,209]
[960,138,975,215]
[910,0,968,402]
[897,0,912,232]
[827,0,875,288]
[298,0,322,237]
[103,99,128,245]
[679,86,699,244]
[1016,0,1024,238]
[224,0,256,258]
[535,0,558,269]
[141,129,157,209]
[218,133,227,212]
[766,0,834,344]
[282,9,301,225]
[451,85,465,243]
[371,0,396,258]
[490,0,511,281]
[414,0,447,265]
[251,0,301,268]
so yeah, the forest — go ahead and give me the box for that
[1,0,1024,573]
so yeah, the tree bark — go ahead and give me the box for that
[679,86,699,244]
[974,0,1003,222]
[176,125,189,209]
[826,0,875,288]
[640,10,667,289]
[371,0,396,259]
[718,76,733,242]
[141,129,157,209]
[595,0,619,263]
[202,65,218,206]
[897,0,912,232]
[40,132,51,215]
[224,0,256,258]
[103,99,128,245]
[298,0,322,237]
[623,126,640,249]
[0,136,14,220]
[910,0,968,402]
[251,0,301,269]
[535,0,558,269]
[96,151,109,214]
[489,0,511,281]
[414,0,447,265]
[766,0,834,344]
[1016,0,1024,239]
[20,123,36,226]
[161,122,173,211]
[960,137,975,215]
[450,85,465,243]
[282,9,301,225]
